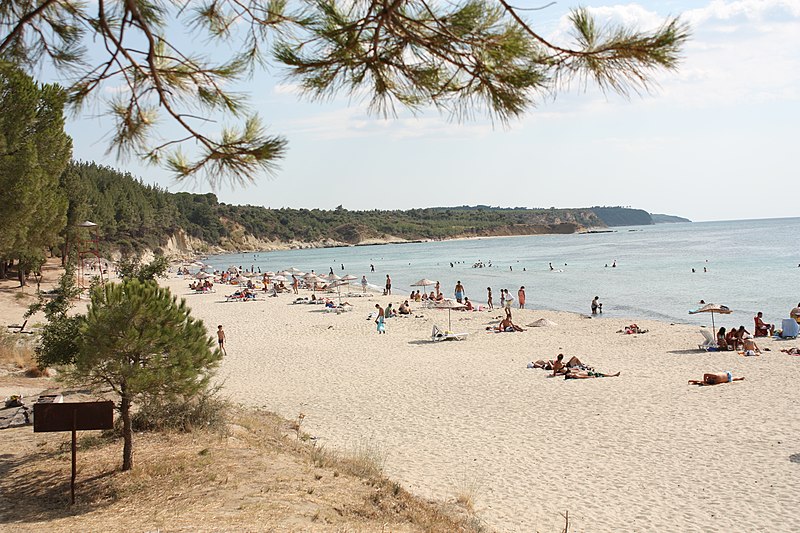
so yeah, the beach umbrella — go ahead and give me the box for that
[264,271,275,277]
[227,265,239,274]
[195,271,212,280]
[528,318,558,328]
[689,303,732,338]
[411,278,437,296]
[304,273,324,294]
[232,275,248,284]
[434,298,466,330]
[341,274,358,282]
[326,272,342,282]
[271,274,288,284]
[330,279,350,304]
[286,267,304,275]
[277,270,291,277]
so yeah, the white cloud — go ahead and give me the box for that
[544,1,800,110]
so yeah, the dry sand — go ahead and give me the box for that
[162,276,800,533]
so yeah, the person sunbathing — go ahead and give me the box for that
[689,372,744,386]
[780,347,800,355]
[753,312,774,337]
[725,328,740,350]
[741,336,761,356]
[398,301,412,315]
[716,327,729,350]
[495,317,523,332]
[564,368,620,379]
[547,354,587,375]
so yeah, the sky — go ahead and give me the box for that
[63,0,800,222]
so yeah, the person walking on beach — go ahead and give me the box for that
[454,281,465,303]
[518,286,526,309]
[291,275,299,294]
[592,296,600,315]
[487,287,494,310]
[375,304,386,334]
[361,275,368,293]
[500,289,506,309]
[217,325,227,356]
[385,274,392,295]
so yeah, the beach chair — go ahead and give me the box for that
[779,319,799,339]
[431,325,468,342]
[698,329,718,351]
[6,319,31,334]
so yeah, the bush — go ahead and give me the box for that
[129,385,229,434]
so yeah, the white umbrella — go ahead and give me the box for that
[227,265,239,274]
[264,271,275,277]
[232,275,248,284]
[689,303,732,338]
[434,298,466,330]
[341,274,358,282]
[272,275,288,282]
[195,272,212,279]
[277,270,291,277]
[327,272,342,282]
[286,267,304,275]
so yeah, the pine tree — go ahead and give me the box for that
[0,65,71,283]
[76,280,222,471]
[0,1,689,186]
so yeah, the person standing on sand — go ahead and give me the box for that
[291,275,299,294]
[361,275,368,293]
[454,281,465,303]
[385,274,392,295]
[500,289,505,309]
[217,325,227,356]
[435,281,441,298]
[518,286,526,309]
[375,304,386,334]
[504,291,514,317]
[487,287,493,310]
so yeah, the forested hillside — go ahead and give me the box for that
[59,163,677,256]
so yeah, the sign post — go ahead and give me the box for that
[33,401,114,504]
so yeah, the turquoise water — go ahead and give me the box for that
[204,217,800,327]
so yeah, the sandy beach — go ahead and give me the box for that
[159,275,800,532]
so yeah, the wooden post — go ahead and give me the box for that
[71,410,77,505]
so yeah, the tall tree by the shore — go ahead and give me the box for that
[76,279,222,471]
[0,65,71,284]
[0,1,689,186]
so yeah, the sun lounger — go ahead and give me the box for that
[6,320,32,334]
[324,304,353,313]
[431,325,468,342]
[698,329,718,351]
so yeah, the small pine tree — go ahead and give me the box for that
[76,279,222,471]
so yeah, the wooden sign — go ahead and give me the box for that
[34,401,114,433]
[33,401,115,504]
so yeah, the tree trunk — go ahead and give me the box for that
[120,388,133,471]
[0,259,5,279]
[18,266,26,287]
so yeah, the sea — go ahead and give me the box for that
[202,217,800,328]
